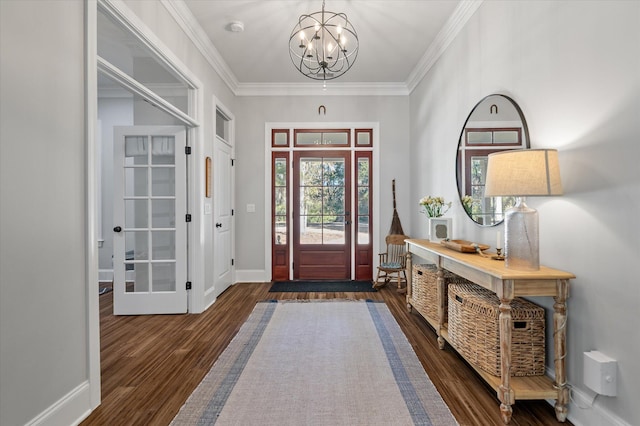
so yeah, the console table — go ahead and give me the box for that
[405,239,575,424]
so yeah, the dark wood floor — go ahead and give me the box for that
[81,283,570,426]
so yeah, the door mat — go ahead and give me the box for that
[269,280,376,292]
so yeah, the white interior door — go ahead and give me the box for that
[113,126,187,315]
[213,136,233,295]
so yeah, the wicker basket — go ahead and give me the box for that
[411,264,473,322]
[448,282,546,377]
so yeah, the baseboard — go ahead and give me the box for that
[204,286,217,311]
[235,269,268,283]
[25,381,94,426]
[544,367,631,426]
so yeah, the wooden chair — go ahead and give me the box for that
[374,234,409,292]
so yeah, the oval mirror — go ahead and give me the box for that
[456,94,530,226]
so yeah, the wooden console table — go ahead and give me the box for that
[405,239,575,424]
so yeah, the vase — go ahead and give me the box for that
[428,217,452,242]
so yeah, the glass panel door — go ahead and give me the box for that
[293,151,351,280]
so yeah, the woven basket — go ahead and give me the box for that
[448,282,546,377]
[411,264,473,322]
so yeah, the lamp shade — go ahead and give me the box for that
[484,149,563,197]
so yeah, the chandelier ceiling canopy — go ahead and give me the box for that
[289,0,359,81]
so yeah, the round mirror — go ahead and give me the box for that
[456,94,530,226]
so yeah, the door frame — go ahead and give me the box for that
[86,0,204,409]
[264,122,380,281]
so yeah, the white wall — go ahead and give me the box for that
[234,95,410,276]
[0,1,94,425]
[409,1,640,425]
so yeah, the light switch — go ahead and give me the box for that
[246,203,256,213]
[204,203,212,215]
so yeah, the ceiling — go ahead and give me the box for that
[176,0,473,94]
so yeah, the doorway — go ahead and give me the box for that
[293,150,352,279]
[270,127,375,281]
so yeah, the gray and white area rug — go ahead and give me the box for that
[171,300,458,425]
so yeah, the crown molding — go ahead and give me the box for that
[235,82,409,97]
[406,0,483,93]
[161,0,239,94]
[164,0,481,97]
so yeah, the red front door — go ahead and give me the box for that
[293,151,351,279]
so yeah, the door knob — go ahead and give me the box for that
[216,223,222,228]
[113,226,122,232]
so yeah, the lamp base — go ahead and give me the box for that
[505,198,539,271]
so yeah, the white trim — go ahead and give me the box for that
[235,82,409,97]
[100,0,200,91]
[162,0,480,97]
[97,57,199,128]
[25,381,93,426]
[235,269,269,283]
[406,0,483,93]
[85,0,102,411]
[161,0,239,94]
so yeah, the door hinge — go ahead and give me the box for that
[185,214,192,222]
[231,259,234,266]
[186,281,192,290]
[231,159,235,166]
[231,209,234,216]
[185,146,192,155]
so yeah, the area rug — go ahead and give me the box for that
[171,300,457,426]
[268,280,376,293]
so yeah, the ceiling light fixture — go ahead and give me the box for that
[289,0,359,82]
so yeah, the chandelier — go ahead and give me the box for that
[289,0,359,81]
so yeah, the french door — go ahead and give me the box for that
[293,151,351,279]
[112,126,187,315]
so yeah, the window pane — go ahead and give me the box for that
[300,216,321,244]
[358,187,369,215]
[125,199,148,228]
[356,131,371,146]
[151,136,175,165]
[152,231,175,260]
[216,110,229,140]
[296,131,348,145]
[357,158,369,186]
[494,130,519,144]
[273,131,288,146]
[321,132,348,145]
[358,216,370,244]
[275,187,287,215]
[152,167,175,196]
[301,187,322,216]
[323,218,345,244]
[296,132,322,145]
[124,167,147,196]
[467,131,492,144]
[151,199,175,228]
[275,158,287,186]
[97,9,190,115]
[323,187,344,216]
[125,231,148,261]
[300,158,322,185]
[125,262,148,293]
[152,262,175,292]
[322,159,344,186]
[125,136,148,163]
[275,216,287,245]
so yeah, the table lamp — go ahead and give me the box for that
[484,149,563,270]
